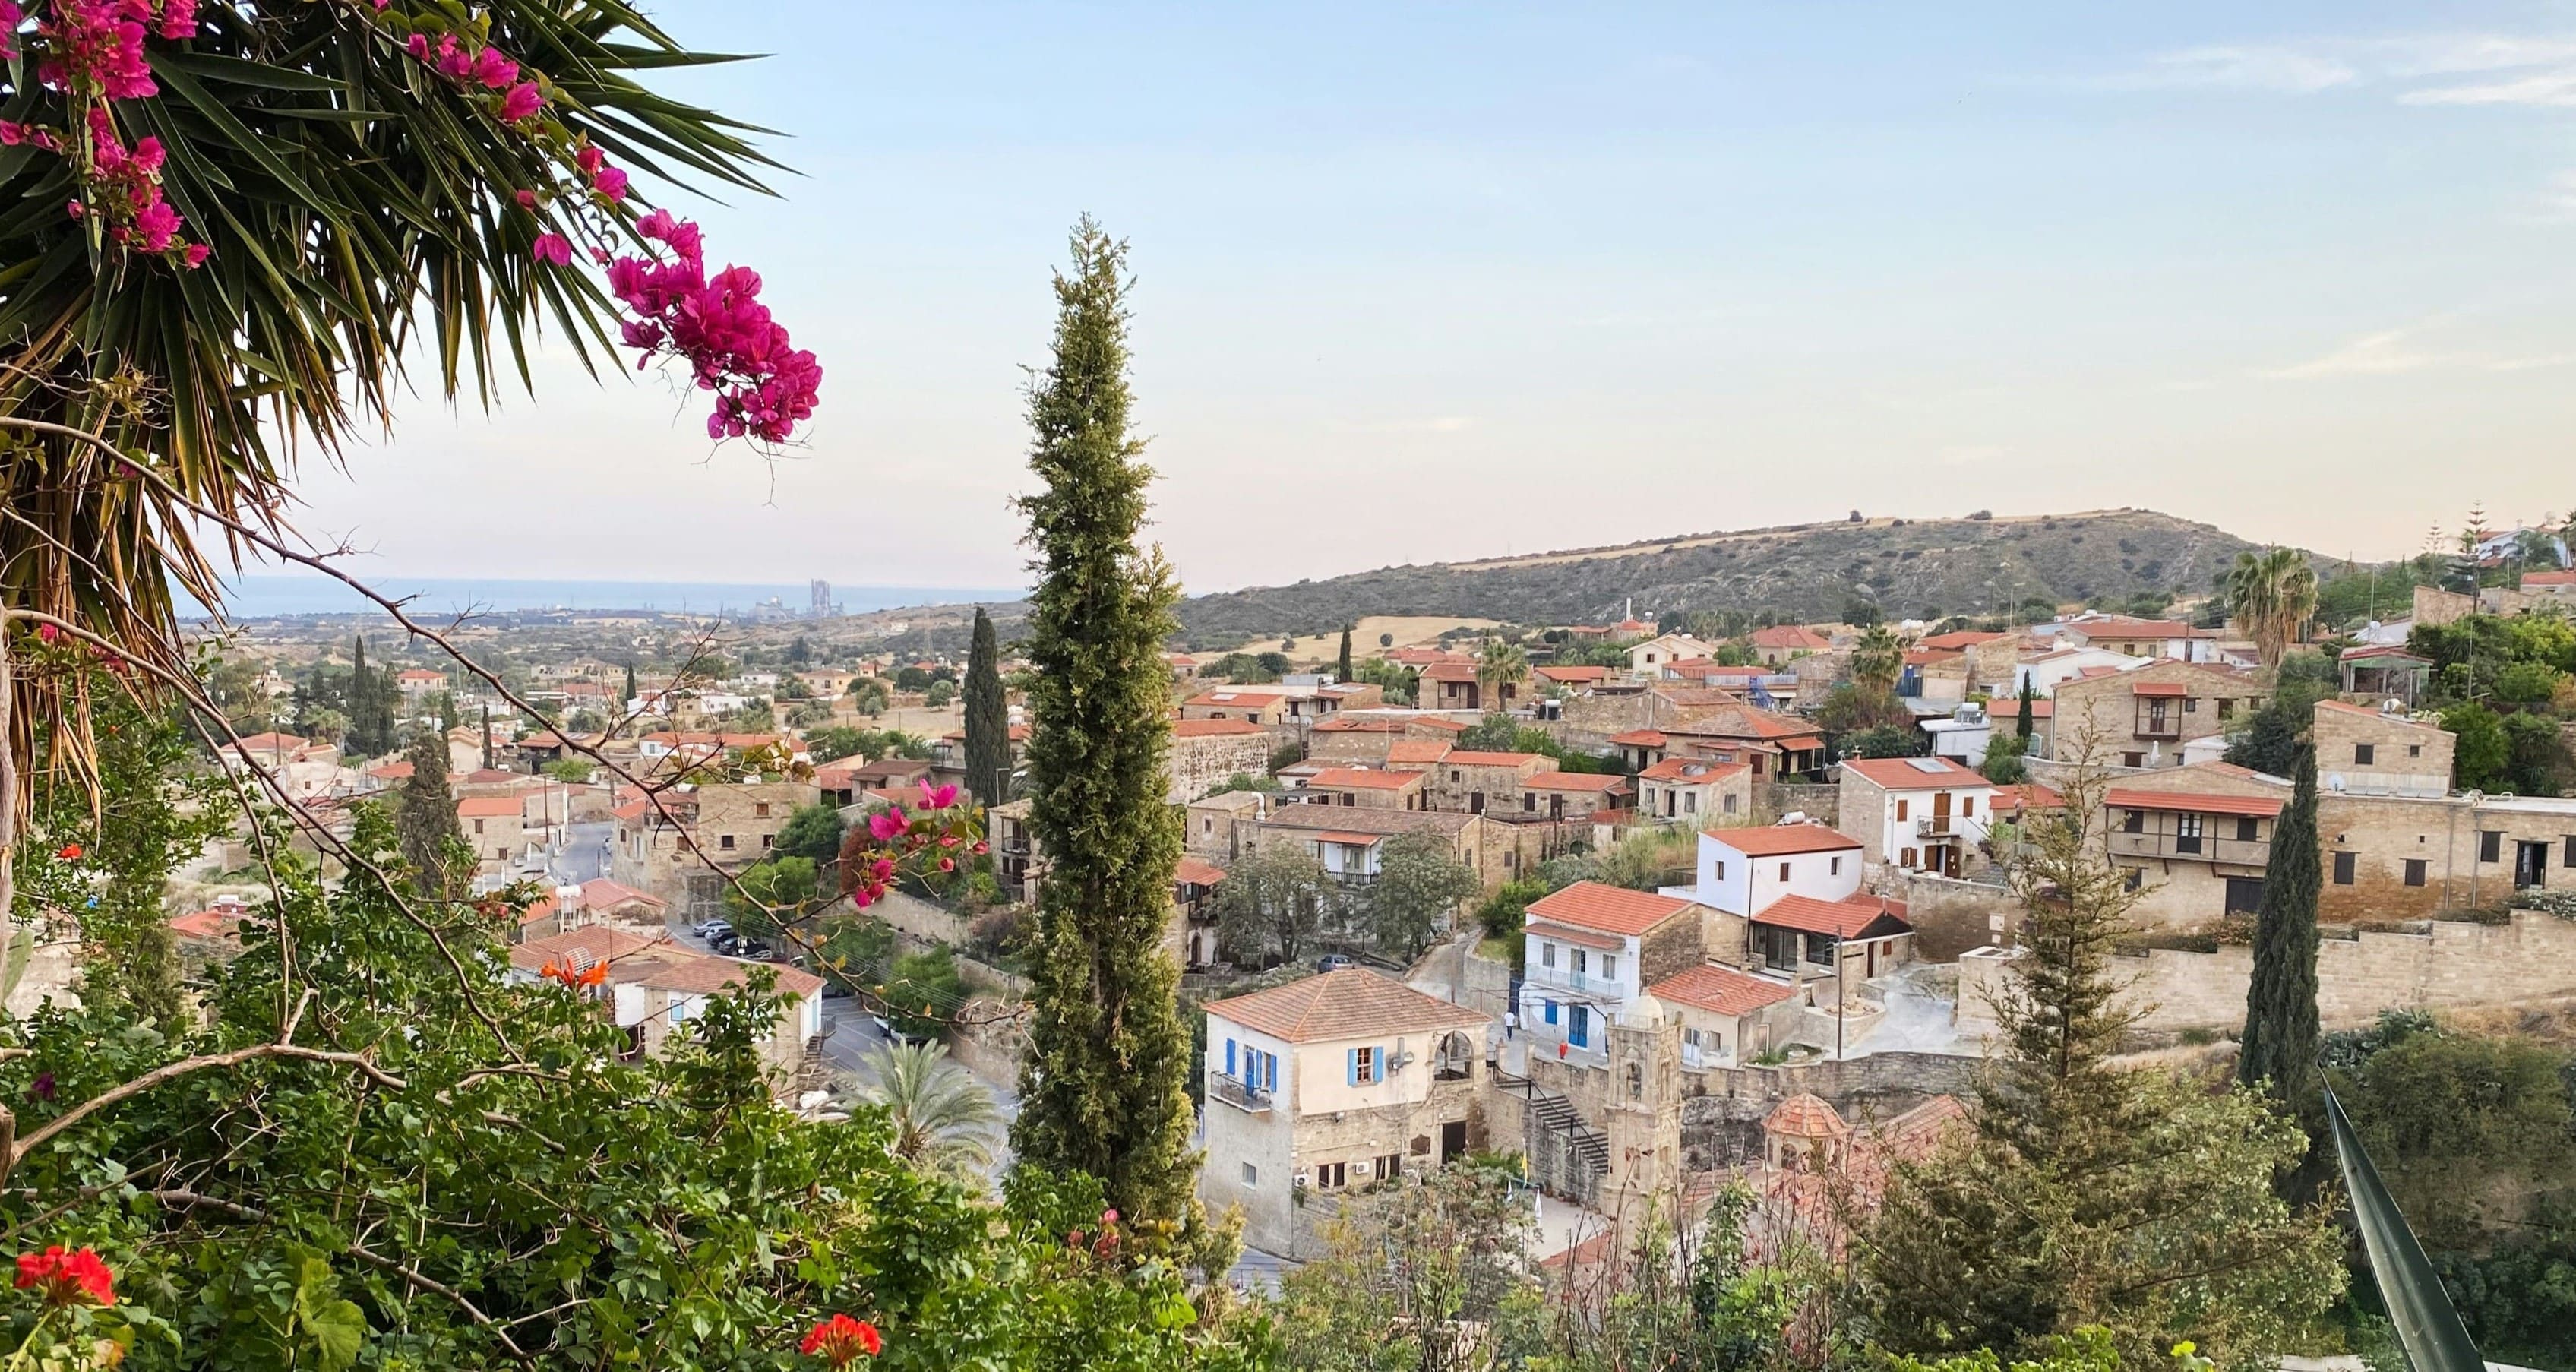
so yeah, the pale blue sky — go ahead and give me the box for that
[296,2,2576,596]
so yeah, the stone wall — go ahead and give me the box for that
[1867,869,2017,959]
[1759,782,1841,827]
[1955,911,2576,1032]
[1676,1051,1983,1171]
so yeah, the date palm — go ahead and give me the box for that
[1850,623,1904,697]
[0,1,778,804]
[1474,636,1528,707]
[2227,548,2318,675]
[842,1039,1002,1183]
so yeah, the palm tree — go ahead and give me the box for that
[1475,637,1529,710]
[0,2,779,874]
[1850,624,1904,697]
[842,1040,1001,1183]
[2227,548,2318,675]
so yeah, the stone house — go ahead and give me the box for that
[1186,789,1269,862]
[2010,646,2149,697]
[2049,659,2265,770]
[2101,761,2288,928]
[507,928,823,1097]
[1674,824,1912,988]
[2044,615,2220,662]
[1199,969,1492,1258]
[1301,766,1430,810]
[1168,718,1274,801]
[1249,805,1508,893]
[1419,662,1516,713]
[1421,750,1554,814]
[1981,694,2054,757]
[2312,700,2452,798]
[1645,963,1804,1069]
[1664,706,1829,780]
[1625,634,1712,676]
[1835,756,1994,877]
[1181,688,1293,726]
[1520,882,1710,1061]
[929,723,1031,799]
[611,780,819,919]
[2315,791,2576,921]
[1557,685,1750,754]
[813,755,932,808]
[458,794,526,872]
[1610,729,1670,772]
[2339,646,2432,707]
[1747,625,1831,665]
[1522,771,1629,823]
[1636,757,1753,826]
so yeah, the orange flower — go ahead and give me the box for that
[54,844,80,861]
[800,1313,881,1365]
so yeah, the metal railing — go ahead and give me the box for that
[2108,831,2271,866]
[1207,1073,1274,1114]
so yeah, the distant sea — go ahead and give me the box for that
[191,575,1024,621]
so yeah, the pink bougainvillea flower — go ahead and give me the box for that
[592,164,630,203]
[867,808,909,843]
[513,188,537,210]
[871,858,895,880]
[499,81,544,122]
[157,0,196,40]
[531,232,572,266]
[576,144,605,176]
[131,198,181,251]
[35,623,58,643]
[918,782,959,811]
[936,856,955,873]
[39,0,158,99]
[404,32,427,59]
[0,122,23,147]
[182,242,209,268]
[971,840,989,855]
[0,2,20,61]
[469,45,519,89]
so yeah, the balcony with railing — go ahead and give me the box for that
[1525,966,1619,999]
[1914,815,1955,839]
[2108,829,2271,868]
[1207,1073,1274,1115]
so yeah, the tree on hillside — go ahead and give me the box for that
[1366,833,1482,961]
[394,729,466,899]
[962,608,1012,805]
[775,801,846,868]
[2240,743,2325,1201]
[1010,220,1201,1235]
[1862,754,2344,1364]
[2228,548,2319,676]
[1337,624,1354,681]
[2224,650,2336,776]
[1215,843,1337,966]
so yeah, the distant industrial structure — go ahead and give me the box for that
[809,580,833,618]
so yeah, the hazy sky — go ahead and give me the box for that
[286,2,2576,598]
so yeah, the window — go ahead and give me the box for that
[1449,770,1461,782]
[1203,818,1213,834]
[754,802,772,818]
[1522,793,1535,812]
[1724,793,1738,814]
[1829,855,1843,877]
[1541,942,1557,969]
[1571,948,1588,975]
[1373,1153,1402,1181]
[1241,1162,1259,1187]
[1351,1046,1380,1085]
[2408,744,2422,757]
[761,835,774,849]
[2122,809,2145,833]
[1895,798,1909,822]
[2355,743,2375,766]
[1778,862,1791,881]
[1962,795,1975,817]
[1543,999,1559,1026]
[1901,847,1916,868]
[2404,858,2428,887]
[1316,1161,1346,1189]
[2237,817,2259,842]
[2217,699,2236,721]
[2333,851,2356,885]
[473,819,486,835]
[1684,792,1697,814]
[2123,868,2145,891]
[1601,953,1617,981]
[2480,830,2502,864]
[2123,752,2145,768]
[2176,814,2203,853]
[719,834,736,851]
[2567,836,2576,868]
[1713,859,1727,880]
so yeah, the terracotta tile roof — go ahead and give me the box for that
[578,878,662,910]
[1985,697,2053,718]
[2103,788,2283,819]
[1639,757,1750,782]
[1205,969,1489,1044]
[1840,757,1987,790]
[1315,830,1389,846]
[231,732,310,752]
[1525,881,1697,937]
[2130,681,2189,697]
[1702,823,1862,856]
[169,908,247,940]
[368,760,414,781]
[1309,767,1422,790]
[1749,626,1831,650]
[1755,894,1911,939]
[1312,716,1405,733]
[1535,665,1609,683]
[1917,631,2009,650]
[1260,807,1474,837]
[511,927,823,997]
[1522,771,1626,792]
[1989,782,2065,815]
[1419,662,1480,683]
[460,769,521,785]
[1652,963,1800,1016]
[1386,741,1452,765]
[2522,569,2576,587]
[457,795,523,819]
[2339,646,2430,662]
[1440,751,1547,768]
[1173,718,1267,738]
[1174,856,1228,887]
[1186,689,1285,707]
[1766,1092,1851,1139]
[1683,709,1822,741]
[1609,729,1669,748]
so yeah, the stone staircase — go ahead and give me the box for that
[1493,1070,1608,1205]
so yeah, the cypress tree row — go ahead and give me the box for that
[962,608,1012,805]
[2239,741,2325,1194]
[1337,623,1354,681]
[1010,219,1199,1229]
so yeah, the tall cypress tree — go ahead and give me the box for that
[1010,219,1196,1228]
[349,634,381,755]
[394,729,465,897]
[2015,678,2037,741]
[1336,623,1354,681]
[2239,742,2325,1196]
[962,608,1011,805]
[624,661,638,707]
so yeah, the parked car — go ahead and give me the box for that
[707,930,741,955]
[693,918,732,941]
[1315,953,1354,972]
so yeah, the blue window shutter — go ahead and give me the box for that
[1544,999,1559,1026]
[1267,1053,1279,1090]
[1346,1049,1358,1086]
[1225,1038,1237,1078]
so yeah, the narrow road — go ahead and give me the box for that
[546,820,612,884]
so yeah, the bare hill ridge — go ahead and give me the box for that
[1168,508,2259,645]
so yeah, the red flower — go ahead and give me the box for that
[54,844,80,861]
[801,1314,881,1365]
[14,1246,113,1307]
